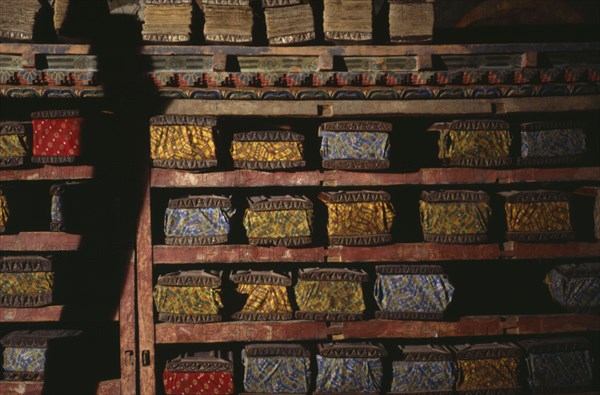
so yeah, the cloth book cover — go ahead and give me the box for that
[31,110,82,164]
[519,121,587,166]
[546,263,600,313]
[0,256,53,308]
[389,0,435,43]
[243,195,313,246]
[163,352,234,395]
[323,0,372,43]
[390,344,456,394]
[501,190,575,242]
[154,270,223,323]
[164,195,235,245]
[231,130,305,170]
[0,122,29,168]
[49,182,102,233]
[0,187,8,233]
[150,115,218,170]
[518,337,594,393]
[294,268,368,321]
[319,121,392,170]
[374,265,454,321]
[315,343,386,394]
[201,0,253,43]
[230,271,293,321]
[428,120,512,168]
[452,343,523,394]
[242,344,311,394]
[319,190,396,246]
[142,0,193,43]
[0,0,45,41]
[419,190,491,244]
[262,0,315,45]
[1,330,82,381]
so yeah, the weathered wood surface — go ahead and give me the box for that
[0,379,121,395]
[119,253,137,395]
[0,232,82,251]
[0,305,118,322]
[0,166,95,182]
[153,245,326,264]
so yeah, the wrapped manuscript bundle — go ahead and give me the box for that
[153,270,223,323]
[390,345,456,395]
[201,0,253,44]
[230,270,293,321]
[453,343,523,394]
[388,0,435,43]
[150,115,218,170]
[0,256,54,308]
[323,0,372,43]
[519,121,587,166]
[319,190,395,246]
[0,0,45,41]
[518,337,595,393]
[419,190,492,244]
[142,0,193,43]
[164,195,235,245]
[546,263,600,313]
[1,330,82,381]
[242,344,311,394]
[295,268,367,321]
[374,265,454,321]
[262,0,315,45]
[243,195,313,246]
[49,182,102,233]
[163,352,234,395]
[315,343,385,394]
[0,187,7,233]
[319,121,392,170]
[0,122,29,168]
[31,110,83,164]
[428,120,512,168]
[231,131,305,170]
[501,190,575,242]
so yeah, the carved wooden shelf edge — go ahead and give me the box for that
[0,232,82,251]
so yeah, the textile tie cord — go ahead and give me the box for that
[295,280,365,314]
[243,353,311,393]
[326,202,395,236]
[153,285,223,315]
[237,284,292,314]
[374,274,454,313]
[150,125,216,161]
[505,202,572,232]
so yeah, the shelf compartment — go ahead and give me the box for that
[153,245,326,264]
[0,378,120,395]
[151,167,600,188]
[0,165,95,181]
[0,305,119,323]
[0,232,82,251]
[155,314,600,344]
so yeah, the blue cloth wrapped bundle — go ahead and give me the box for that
[546,263,600,313]
[391,345,456,394]
[520,121,586,165]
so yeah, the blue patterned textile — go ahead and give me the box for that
[391,360,456,392]
[547,268,600,310]
[526,350,594,389]
[3,347,46,372]
[51,195,63,223]
[374,274,455,313]
[320,131,389,161]
[316,356,382,393]
[521,129,586,158]
[164,207,235,237]
[242,352,311,393]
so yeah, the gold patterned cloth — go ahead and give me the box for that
[456,358,521,390]
[505,201,572,232]
[0,192,8,230]
[0,131,28,159]
[0,273,54,294]
[237,284,292,314]
[295,281,365,314]
[231,141,303,163]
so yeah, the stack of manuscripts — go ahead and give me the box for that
[200,0,254,44]
[262,0,315,45]
[142,0,193,43]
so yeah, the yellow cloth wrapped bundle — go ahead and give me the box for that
[0,189,8,232]
[231,271,293,321]
[231,131,305,170]
[0,256,54,308]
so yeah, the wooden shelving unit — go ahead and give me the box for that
[0,305,119,322]
[0,378,121,395]
[0,232,82,251]
[0,165,95,181]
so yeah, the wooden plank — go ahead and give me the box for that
[153,245,325,264]
[96,379,121,395]
[119,253,137,395]
[0,166,95,182]
[0,305,118,322]
[0,232,81,251]
[151,169,321,188]
[504,242,600,260]
[2,43,599,57]
[0,382,44,395]
[155,315,600,344]
[163,97,600,117]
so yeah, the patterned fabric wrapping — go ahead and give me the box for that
[526,350,593,390]
[150,116,217,169]
[51,193,63,224]
[374,267,454,320]
[236,284,292,315]
[0,273,54,307]
[520,121,586,164]
[595,190,600,240]
[164,207,235,243]
[3,347,46,374]
[391,360,456,393]
[231,135,305,170]
[419,191,491,243]
[316,356,383,393]
[546,264,600,312]
[32,110,82,162]
[456,357,520,390]
[0,191,8,231]
[243,196,313,246]
[320,131,389,161]
[163,372,234,395]
[0,123,29,167]
[295,280,365,315]
[319,191,395,245]
[243,352,311,393]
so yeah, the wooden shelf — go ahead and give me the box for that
[153,245,325,264]
[151,167,600,188]
[0,379,120,395]
[155,314,600,344]
[0,166,95,182]
[0,305,119,323]
[0,232,81,251]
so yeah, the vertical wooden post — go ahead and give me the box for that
[120,251,137,395]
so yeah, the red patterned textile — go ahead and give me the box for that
[163,371,234,395]
[32,117,82,157]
